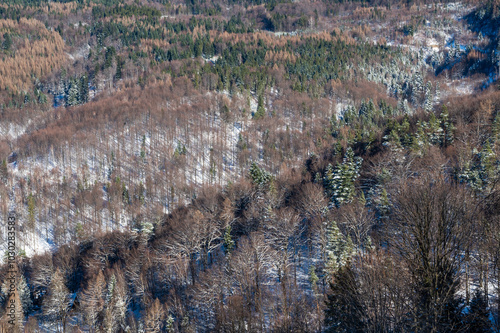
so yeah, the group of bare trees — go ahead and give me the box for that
[2,69,500,333]
[0,0,499,331]
[1,141,499,332]
[0,73,348,257]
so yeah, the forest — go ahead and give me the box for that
[1,0,500,331]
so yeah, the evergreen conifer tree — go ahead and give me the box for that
[223,225,234,255]
[79,75,89,104]
[2,33,12,51]
[249,162,273,189]
[67,78,80,106]
[253,95,266,119]
[440,106,454,147]
[323,148,362,206]
[325,220,346,277]
[424,82,433,112]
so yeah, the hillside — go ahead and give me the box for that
[1,0,500,332]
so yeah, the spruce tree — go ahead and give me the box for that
[323,148,362,206]
[67,78,80,106]
[79,75,89,104]
[253,95,266,119]
[223,225,234,255]
[325,220,352,279]
[249,162,273,189]
[424,82,433,112]
[440,106,454,147]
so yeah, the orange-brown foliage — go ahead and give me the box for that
[0,18,67,93]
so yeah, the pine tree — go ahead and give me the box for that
[397,98,412,115]
[386,128,403,149]
[480,141,496,183]
[492,112,500,142]
[397,98,404,115]
[173,142,187,158]
[309,265,319,293]
[414,120,428,149]
[115,56,123,80]
[358,100,369,118]
[412,73,422,101]
[435,82,441,102]
[377,187,391,218]
[403,99,411,114]
[165,315,175,332]
[122,184,130,205]
[428,112,442,145]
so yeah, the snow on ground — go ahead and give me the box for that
[1,1,487,261]
[0,90,262,259]
[335,100,352,119]
[382,1,487,101]
[1,123,28,141]
[203,55,219,64]
[65,44,90,61]
[450,80,474,95]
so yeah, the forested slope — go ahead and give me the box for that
[3,88,500,331]
[0,0,500,331]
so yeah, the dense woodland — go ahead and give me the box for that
[1,0,500,331]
